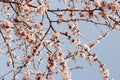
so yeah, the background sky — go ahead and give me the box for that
[0,0,120,80]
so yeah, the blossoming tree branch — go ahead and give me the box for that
[0,0,119,80]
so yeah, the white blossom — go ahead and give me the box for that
[93,1,101,7]
[0,49,3,54]
[37,5,47,15]
[7,58,12,66]
[2,20,14,28]
[82,44,90,52]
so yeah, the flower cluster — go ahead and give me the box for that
[1,20,14,29]
[37,5,48,15]
[46,52,57,74]
[35,73,46,80]
[68,24,80,35]
[81,44,90,52]
[34,22,44,30]
[15,28,35,44]
[93,1,120,12]
[59,53,72,80]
